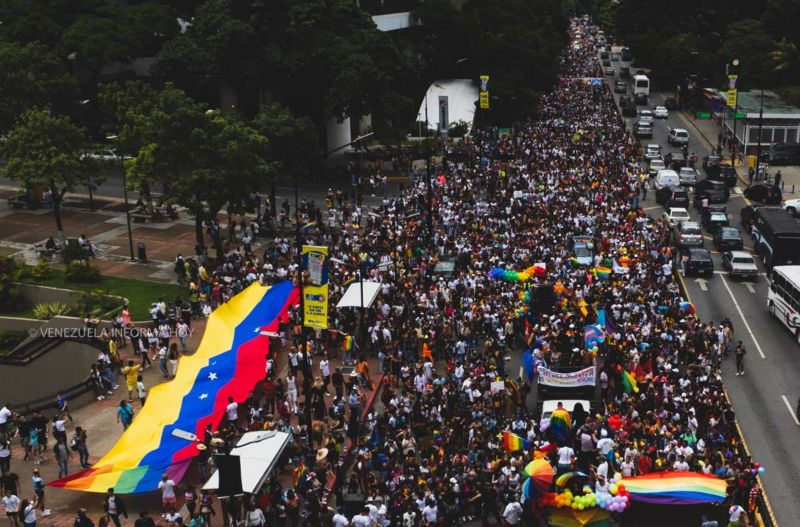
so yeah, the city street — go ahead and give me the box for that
[604,59,800,526]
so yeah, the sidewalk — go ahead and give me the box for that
[676,110,800,197]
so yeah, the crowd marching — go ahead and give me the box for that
[0,15,764,527]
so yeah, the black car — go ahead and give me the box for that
[695,179,731,201]
[664,152,689,171]
[655,185,689,208]
[702,154,722,172]
[620,97,637,117]
[710,166,738,187]
[769,144,800,165]
[678,248,714,277]
[744,183,782,204]
[740,205,757,233]
[695,189,728,206]
[634,92,648,105]
[621,48,633,61]
[664,97,678,110]
[713,226,744,251]
[614,81,627,93]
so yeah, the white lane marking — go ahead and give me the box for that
[781,395,800,425]
[719,274,767,358]
[712,271,767,275]
[694,277,709,291]
[734,186,743,195]
[745,282,756,294]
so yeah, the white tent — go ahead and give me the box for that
[336,281,382,309]
[203,431,291,495]
[417,79,478,132]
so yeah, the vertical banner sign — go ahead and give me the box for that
[302,245,329,329]
[726,89,738,108]
[728,74,738,90]
[480,75,490,109]
[438,96,449,130]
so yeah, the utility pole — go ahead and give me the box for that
[755,87,765,182]
[424,92,433,243]
[294,178,313,449]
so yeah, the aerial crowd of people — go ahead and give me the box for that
[0,15,764,527]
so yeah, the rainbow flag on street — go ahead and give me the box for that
[622,472,728,505]
[549,408,572,444]
[621,370,639,394]
[50,282,298,493]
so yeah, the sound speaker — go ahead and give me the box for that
[532,284,554,314]
[215,454,243,497]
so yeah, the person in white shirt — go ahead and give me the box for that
[320,357,331,390]
[331,508,349,527]
[673,455,690,471]
[0,404,12,430]
[2,491,21,527]
[225,398,239,425]
[350,509,371,527]
[158,474,177,514]
[243,504,265,527]
[728,504,746,525]
[557,445,575,473]
[422,499,438,525]
[502,501,523,525]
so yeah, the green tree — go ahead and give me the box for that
[2,110,95,242]
[0,42,78,134]
[721,19,776,87]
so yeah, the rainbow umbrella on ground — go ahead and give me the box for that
[522,459,555,493]
[555,470,589,488]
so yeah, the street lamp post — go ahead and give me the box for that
[728,59,740,164]
[293,174,313,449]
[755,87,765,182]
[106,135,135,261]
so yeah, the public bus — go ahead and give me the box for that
[751,207,800,268]
[767,265,800,344]
[632,74,650,96]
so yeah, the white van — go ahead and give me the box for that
[655,169,680,190]
[633,74,650,96]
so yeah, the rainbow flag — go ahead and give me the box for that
[502,431,530,453]
[593,266,611,279]
[549,408,572,444]
[621,370,639,394]
[549,507,610,527]
[622,472,728,505]
[50,281,298,493]
[293,461,307,486]
[343,335,354,352]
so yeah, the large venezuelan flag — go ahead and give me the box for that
[50,281,298,493]
[622,472,728,505]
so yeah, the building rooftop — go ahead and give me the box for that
[737,90,800,117]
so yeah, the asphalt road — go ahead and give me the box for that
[603,58,800,526]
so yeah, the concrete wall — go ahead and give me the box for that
[0,316,41,333]
[0,339,99,407]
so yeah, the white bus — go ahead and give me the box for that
[767,265,800,343]
[633,74,650,96]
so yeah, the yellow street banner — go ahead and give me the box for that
[480,91,490,109]
[302,245,329,329]
[726,89,738,108]
[480,75,490,91]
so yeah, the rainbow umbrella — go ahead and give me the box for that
[555,470,589,488]
[522,459,555,492]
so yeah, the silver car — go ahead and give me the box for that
[644,144,662,161]
[678,167,697,186]
[721,250,758,280]
[676,221,703,248]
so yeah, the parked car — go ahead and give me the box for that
[676,221,704,248]
[710,166,738,187]
[721,250,759,280]
[678,167,698,186]
[604,67,616,76]
[702,154,722,172]
[634,120,653,138]
[664,97,678,110]
[677,248,714,277]
[653,106,669,118]
[661,207,690,227]
[696,179,731,201]
[744,183,782,204]
[644,144,662,161]
[648,158,666,177]
[667,128,690,146]
[634,92,648,105]
[656,186,689,208]
[769,144,800,165]
[620,66,631,79]
[638,109,654,123]
[621,47,633,61]
[713,226,744,251]
[783,198,800,216]
[610,53,621,62]
[614,81,628,93]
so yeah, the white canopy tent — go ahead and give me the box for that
[416,79,478,132]
[203,431,291,495]
[336,281,382,309]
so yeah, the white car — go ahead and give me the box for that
[653,106,669,118]
[648,158,666,176]
[638,109,654,123]
[721,250,759,280]
[668,128,690,146]
[783,198,800,216]
[661,207,690,227]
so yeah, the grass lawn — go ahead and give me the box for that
[26,273,187,320]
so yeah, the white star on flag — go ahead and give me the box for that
[208,372,218,381]
[199,393,208,400]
